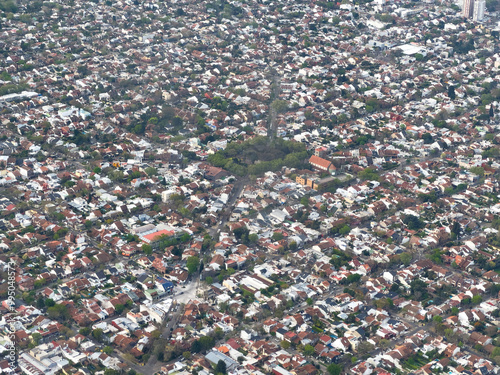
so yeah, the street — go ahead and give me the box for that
[132,176,247,374]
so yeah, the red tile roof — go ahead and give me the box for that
[142,229,174,242]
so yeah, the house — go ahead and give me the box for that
[204,166,229,180]
[272,366,293,375]
[263,319,278,333]
[205,350,238,372]
[332,337,351,352]
[321,350,342,364]
[276,328,288,340]
[458,310,475,326]
[156,277,174,293]
[319,335,332,346]
[168,266,189,284]
[309,155,336,174]
[141,229,175,249]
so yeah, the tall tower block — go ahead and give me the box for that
[463,0,474,18]
[473,0,485,21]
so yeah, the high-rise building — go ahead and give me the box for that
[463,0,486,20]
[463,0,474,18]
[473,0,485,21]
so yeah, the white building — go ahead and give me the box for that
[473,0,485,21]
[140,299,173,323]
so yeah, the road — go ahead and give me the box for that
[136,177,248,374]
[141,306,183,374]
[208,176,248,238]
[99,297,186,375]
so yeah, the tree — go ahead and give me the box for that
[198,335,215,352]
[358,167,380,181]
[327,364,342,375]
[186,256,200,275]
[375,298,392,310]
[410,279,428,301]
[281,340,291,349]
[492,346,500,359]
[216,359,227,375]
[151,330,161,339]
[345,313,356,324]
[390,283,400,293]
[108,170,124,182]
[183,351,191,360]
[271,232,284,241]
[474,321,485,333]
[444,328,456,341]
[379,339,391,349]
[92,328,104,342]
[344,273,361,284]
[36,295,45,309]
[357,341,375,354]
[470,166,484,176]
[400,252,412,266]
[422,132,433,144]
[448,85,456,100]
[103,346,113,354]
[303,344,315,356]
[428,248,444,264]
[248,233,259,243]
[404,215,425,230]
[451,221,461,239]
[31,332,42,346]
[306,298,314,306]
[300,196,309,206]
[414,53,424,61]
[271,99,288,114]
[172,116,183,129]
[79,327,91,336]
[115,304,125,314]
[214,327,224,340]
[338,225,351,236]
[233,226,250,244]
[47,304,69,321]
[191,340,202,353]
[145,167,157,176]
[142,244,153,255]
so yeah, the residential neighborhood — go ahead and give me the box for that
[0,0,500,375]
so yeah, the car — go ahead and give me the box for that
[179,292,184,295]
